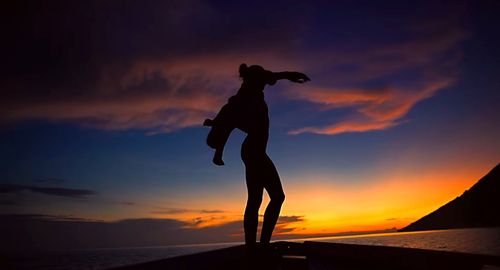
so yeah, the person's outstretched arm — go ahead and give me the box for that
[272,71,310,83]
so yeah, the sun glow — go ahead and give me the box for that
[277,168,480,235]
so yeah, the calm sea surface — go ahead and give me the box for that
[5,227,500,270]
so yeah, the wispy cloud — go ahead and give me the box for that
[34,178,69,184]
[0,184,96,199]
[0,214,273,249]
[150,208,191,215]
[4,214,103,222]
[0,1,467,136]
[0,213,401,250]
[200,209,225,214]
[288,78,455,135]
[287,24,466,135]
[119,201,136,206]
[151,207,225,215]
[274,215,305,234]
[0,0,301,134]
[277,215,305,224]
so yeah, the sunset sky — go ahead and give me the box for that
[1,0,499,249]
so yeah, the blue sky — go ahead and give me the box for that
[0,0,499,249]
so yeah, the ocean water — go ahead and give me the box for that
[4,227,500,270]
[2,242,238,270]
[297,227,500,256]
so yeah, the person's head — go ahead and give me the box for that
[239,63,276,86]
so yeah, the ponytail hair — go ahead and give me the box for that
[239,63,273,84]
[239,63,248,78]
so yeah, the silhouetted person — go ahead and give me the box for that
[205,64,310,248]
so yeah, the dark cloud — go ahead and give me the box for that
[0,184,96,198]
[0,0,305,133]
[199,209,225,214]
[0,214,405,251]
[151,208,225,215]
[0,184,24,193]
[150,208,190,215]
[189,214,231,227]
[273,215,305,235]
[29,187,95,198]
[0,213,309,250]
[34,178,68,184]
[0,1,471,136]
[0,199,17,206]
[4,214,102,222]
[119,201,135,206]
[193,217,205,226]
[277,215,304,224]
[0,214,236,250]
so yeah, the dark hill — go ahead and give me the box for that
[400,163,500,232]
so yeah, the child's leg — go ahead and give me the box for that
[212,148,225,166]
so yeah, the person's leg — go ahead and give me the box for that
[244,163,264,246]
[260,155,285,244]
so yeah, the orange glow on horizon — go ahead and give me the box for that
[79,163,493,239]
[277,166,483,235]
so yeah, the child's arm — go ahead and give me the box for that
[204,117,231,166]
[212,147,225,166]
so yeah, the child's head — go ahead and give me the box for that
[239,63,276,86]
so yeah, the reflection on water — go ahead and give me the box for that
[297,227,500,256]
[5,227,500,270]
[4,242,239,270]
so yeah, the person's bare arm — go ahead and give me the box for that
[273,71,310,83]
